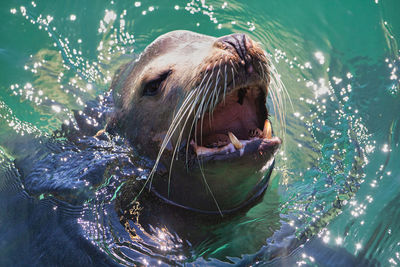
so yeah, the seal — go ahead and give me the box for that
[109,30,282,214]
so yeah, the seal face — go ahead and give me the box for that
[110,30,282,214]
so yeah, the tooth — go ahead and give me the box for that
[263,119,272,139]
[255,128,263,137]
[228,132,243,149]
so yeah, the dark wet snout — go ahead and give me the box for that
[217,33,253,63]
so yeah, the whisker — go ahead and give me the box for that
[231,67,235,90]
[196,62,216,147]
[197,157,223,216]
[209,65,221,125]
[184,73,215,170]
[184,71,211,165]
[168,87,203,196]
[197,81,213,147]
[229,59,238,74]
[260,52,292,139]
[223,60,227,104]
[134,88,199,199]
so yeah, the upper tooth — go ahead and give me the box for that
[263,119,272,139]
[228,132,243,149]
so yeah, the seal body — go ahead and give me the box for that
[110,30,281,213]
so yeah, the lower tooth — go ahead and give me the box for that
[228,132,243,149]
[255,128,263,137]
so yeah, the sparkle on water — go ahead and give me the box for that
[0,0,400,266]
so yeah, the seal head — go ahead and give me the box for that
[111,30,281,214]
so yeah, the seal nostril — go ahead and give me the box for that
[237,88,247,105]
[218,33,249,62]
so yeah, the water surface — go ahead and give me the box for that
[0,0,399,266]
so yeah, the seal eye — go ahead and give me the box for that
[143,71,171,96]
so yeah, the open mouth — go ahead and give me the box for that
[190,83,281,160]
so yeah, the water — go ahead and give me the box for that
[0,0,399,266]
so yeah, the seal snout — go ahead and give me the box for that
[185,34,278,159]
[217,33,254,72]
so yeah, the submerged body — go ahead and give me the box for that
[109,30,282,213]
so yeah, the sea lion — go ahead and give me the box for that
[109,30,282,214]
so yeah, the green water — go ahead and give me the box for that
[0,0,399,266]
